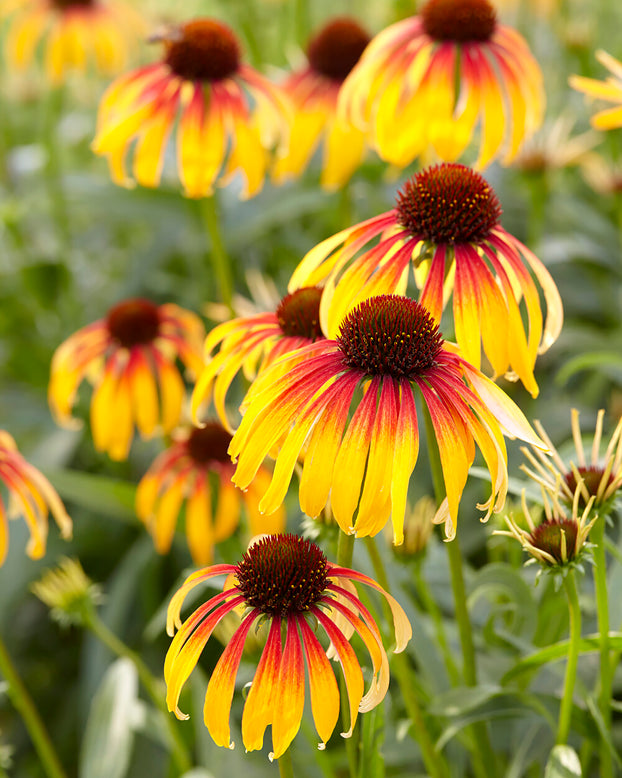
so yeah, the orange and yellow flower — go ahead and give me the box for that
[192,287,325,431]
[0,430,72,566]
[136,422,285,566]
[339,0,544,169]
[230,295,546,541]
[289,163,563,398]
[92,18,290,199]
[272,17,371,190]
[1,0,145,85]
[570,50,622,131]
[49,298,204,461]
[165,534,411,759]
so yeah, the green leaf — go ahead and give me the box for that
[468,563,536,643]
[43,468,137,523]
[502,633,622,683]
[585,696,622,766]
[556,351,622,387]
[544,745,582,777]
[79,658,140,778]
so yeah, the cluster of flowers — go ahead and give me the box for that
[3,0,622,762]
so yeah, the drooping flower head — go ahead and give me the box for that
[92,18,290,199]
[165,533,411,759]
[338,0,545,169]
[496,487,597,573]
[570,51,622,130]
[192,286,325,431]
[272,17,371,190]
[0,430,72,566]
[49,298,204,461]
[289,163,563,397]
[521,409,622,514]
[1,0,145,85]
[136,422,285,565]
[230,295,547,541]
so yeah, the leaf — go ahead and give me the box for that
[502,633,622,683]
[585,696,622,766]
[544,745,582,777]
[468,563,536,643]
[556,351,622,387]
[79,658,140,778]
[43,468,137,523]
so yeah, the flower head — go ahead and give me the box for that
[289,163,563,397]
[511,114,600,174]
[92,17,290,199]
[165,533,411,759]
[338,0,544,169]
[495,487,597,573]
[136,422,285,565]
[521,409,622,514]
[49,298,204,460]
[273,17,371,190]
[0,430,72,566]
[31,557,102,627]
[192,286,325,431]
[570,50,622,130]
[1,0,145,85]
[230,295,546,541]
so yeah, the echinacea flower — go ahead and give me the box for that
[92,18,289,199]
[339,0,545,169]
[272,17,371,190]
[289,163,563,397]
[49,298,204,461]
[192,286,325,431]
[165,533,411,759]
[230,295,547,541]
[1,0,145,85]
[31,556,102,627]
[136,422,285,565]
[495,487,597,572]
[511,114,600,174]
[521,409,622,513]
[0,430,72,566]
[570,50,622,130]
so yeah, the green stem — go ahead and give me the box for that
[422,407,498,778]
[277,748,295,778]
[591,516,613,777]
[336,530,358,778]
[44,86,71,252]
[413,559,461,686]
[85,612,192,773]
[556,570,582,745]
[365,538,450,778]
[199,196,234,314]
[0,635,68,778]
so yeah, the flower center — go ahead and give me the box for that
[52,0,94,9]
[186,423,232,465]
[106,299,161,349]
[395,163,502,244]
[276,287,324,340]
[235,534,328,616]
[529,519,579,565]
[164,19,240,82]
[337,295,443,378]
[306,17,371,81]
[421,0,496,42]
[564,466,614,506]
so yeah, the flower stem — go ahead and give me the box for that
[422,406,498,778]
[364,538,450,778]
[336,530,358,778]
[591,516,613,777]
[199,195,234,314]
[557,569,582,745]
[277,749,295,778]
[84,612,192,774]
[0,635,68,778]
[44,85,71,252]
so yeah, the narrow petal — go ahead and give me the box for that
[270,615,306,760]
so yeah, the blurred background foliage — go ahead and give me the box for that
[1,0,622,776]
